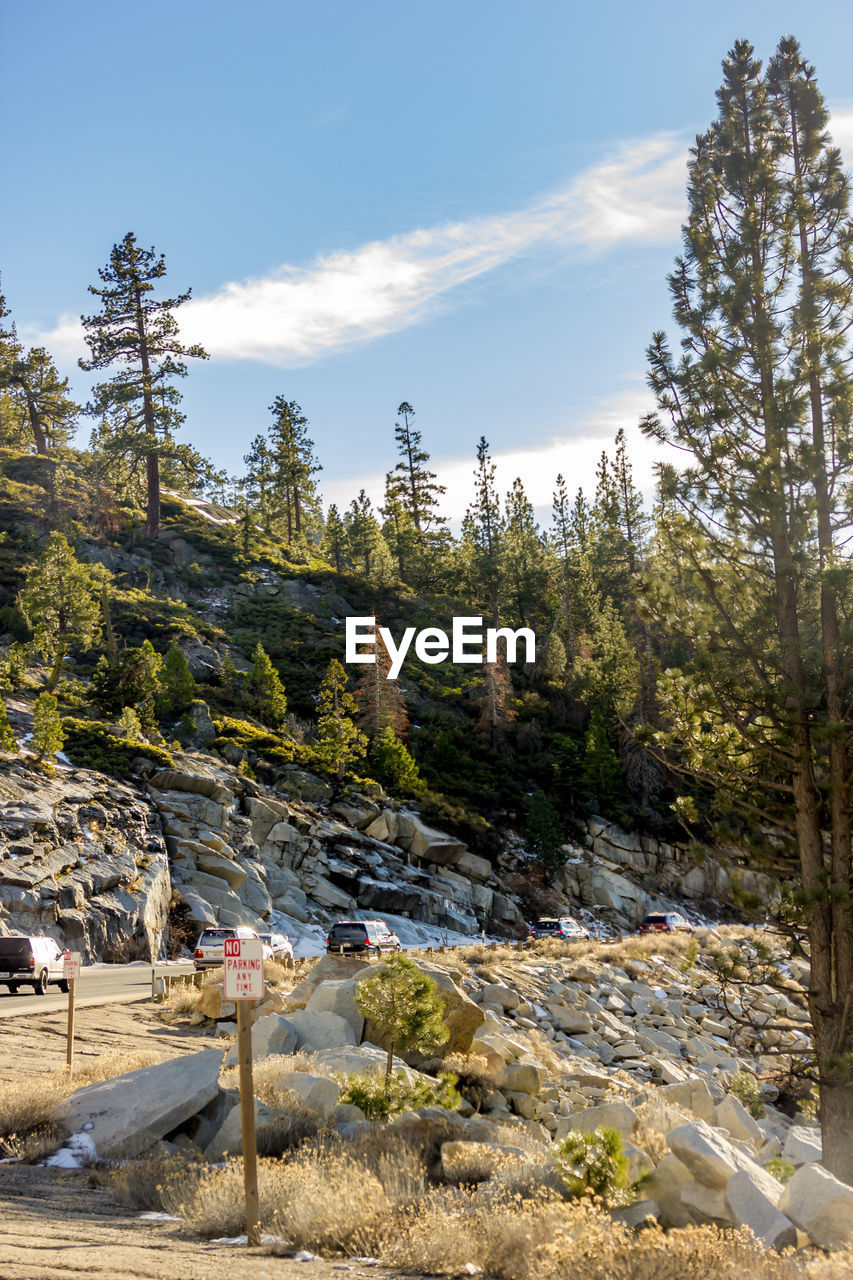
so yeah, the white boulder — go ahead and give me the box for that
[779,1163,853,1250]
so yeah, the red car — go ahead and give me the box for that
[639,912,693,934]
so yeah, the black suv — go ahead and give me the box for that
[326,920,402,957]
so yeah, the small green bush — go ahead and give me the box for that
[764,1157,795,1184]
[552,1126,630,1206]
[337,1070,460,1120]
[214,716,293,752]
[729,1071,765,1119]
[62,717,173,779]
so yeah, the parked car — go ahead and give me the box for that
[193,926,270,970]
[326,920,402,957]
[529,916,591,942]
[0,935,70,994]
[257,931,294,964]
[638,912,694,935]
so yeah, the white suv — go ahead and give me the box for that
[0,935,69,994]
[193,926,271,970]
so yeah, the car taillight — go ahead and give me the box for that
[364,939,373,948]
[194,949,203,958]
[325,937,331,946]
[28,956,35,968]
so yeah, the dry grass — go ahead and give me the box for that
[386,1198,853,1280]
[0,1051,163,1162]
[219,1050,330,1105]
[73,1049,165,1085]
[165,982,202,1016]
[162,1134,428,1252]
[102,1150,207,1210]
[101,1129,853,1275]
[0,1076,70,1163]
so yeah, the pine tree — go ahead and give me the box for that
[387,402,446,534]
[242,433,275,534]
[380,473,416,582]
[0,294,78,455]
[354,952,449,1080]
[321,503,347,573]
[383,401,447,586]
[250,642,287,730]
[218,651,244,706]
[316,659,366,780]
[370,725,420,795]
[0,700,17,753]
[475,658,516,745]
[643,38,853,1180]
[345,490,394,581]
[355,624,409,742]
[502,477,546,629]
[464,436,503,626]
[17,533,104,691]
[267,397,322,542]
[79,232,208,537]
[91,640,162,730]
[158,643,197,718]
[526,791,566,882]
[31,691,63,766]
[550,474,577,664]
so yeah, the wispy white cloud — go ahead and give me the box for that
[179,135,687,364]
[31,107,853,369]
[322,384,663,525]
[32,134,689,366]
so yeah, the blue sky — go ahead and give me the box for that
[2,1,852,522]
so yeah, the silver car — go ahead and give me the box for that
[0,935,70,994]
[257,931,294,963]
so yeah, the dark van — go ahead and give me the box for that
[326,920,402,957]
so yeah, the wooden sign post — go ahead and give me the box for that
[63,951,82,1075]
[223,936,264,1247]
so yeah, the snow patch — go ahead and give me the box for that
[44,1131,98,1168]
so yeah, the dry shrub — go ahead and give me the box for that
[444,1052,495,1087]
[220,1050,329,1106]
[160,1157,249,1237]
[387,1197,852,1280]
[0,1074,72,1156]
[103,1150,206,1210]
[255,1104,326,1156]
[263,959,292,988]
[166,982,202,1016]
[161,1131,430,1252]
[632,1122,671,1166]
[267,1153,391,1253]
[73,1050,164,1084]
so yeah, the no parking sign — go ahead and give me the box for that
[223,936,264,1000]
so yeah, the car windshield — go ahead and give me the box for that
[0,939,31,959]
[329,924,368,939]
[199,930,234,944]
[257,934,272,944]
[643,915,667,924]
[536,920,560,931]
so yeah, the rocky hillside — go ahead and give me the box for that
[0,730,779,960]
[49,940,853,1255]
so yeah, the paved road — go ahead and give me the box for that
[0,962,196,1019]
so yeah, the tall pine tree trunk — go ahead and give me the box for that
[134,286,160,539]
